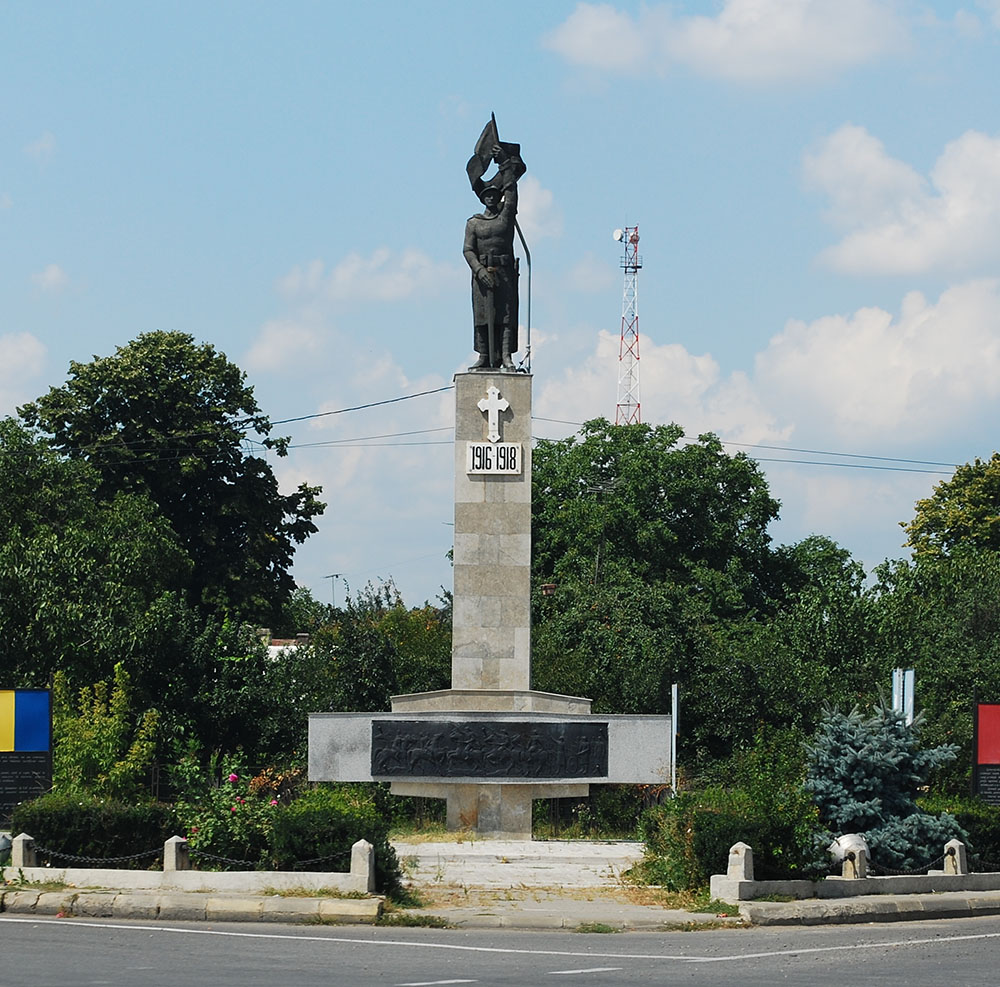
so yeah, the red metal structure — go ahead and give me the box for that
[614,226,641,425]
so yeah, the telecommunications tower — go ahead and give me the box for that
[613,226,641,424]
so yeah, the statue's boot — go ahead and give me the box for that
[469,327,489,370]
[501,329,515,370]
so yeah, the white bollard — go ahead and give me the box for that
[726,842,754,881]
[351,839,376,893]
[163,835,190,871]
[944,839,968,876]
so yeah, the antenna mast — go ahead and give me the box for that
[613,226,641,424]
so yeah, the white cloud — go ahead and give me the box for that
[807,124,1000,274]
[565,253,617,295]
[23,131,56,161]
[243,318,325,373]
[514,175,562,242]
[31,264,68,291]
[546,0,907,83]
[278,248,458,303]
[0,332,46,414]
[977,0,1000,29]
[755,279,1000,442]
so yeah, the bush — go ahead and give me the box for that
[10,793,179,867]
[270,784,403,895]
[638,786,823,891]
[805,705,966,870]
[919,794,1000,868]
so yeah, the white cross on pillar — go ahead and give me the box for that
[477,386,510,443]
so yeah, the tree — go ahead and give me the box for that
[19,330,324,623]
[805,705,964,869]
[0,417,195,692]
[532,420,782,614]
[903,453,1000,558]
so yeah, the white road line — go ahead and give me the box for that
[397,980,477,986]
[4,917,1000,966]
[549,968,623,975]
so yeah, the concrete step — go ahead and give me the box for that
[391,839,645,889]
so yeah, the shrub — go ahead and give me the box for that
[638,786,822,891]
[919,794,1000,868]
[805,705,966,870]
[10,793,179,868]
[270,784,403,895]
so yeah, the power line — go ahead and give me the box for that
[268,385,455,426]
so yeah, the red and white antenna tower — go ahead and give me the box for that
[613,226,642,424]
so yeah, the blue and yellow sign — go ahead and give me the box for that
[0,689,51,752]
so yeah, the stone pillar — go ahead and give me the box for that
[11,833,36,868]
[944,838,968,876]
[842,847,868,879]
[351,839,376,893]
[452,372,532,692]
[163,835,190,871]
[727,842,754,881]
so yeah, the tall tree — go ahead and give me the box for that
[903,453,1000,558]
[20,331,324,622]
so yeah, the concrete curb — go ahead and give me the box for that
[0,889,383,925]
[739,890,1000,926]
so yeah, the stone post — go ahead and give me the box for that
[944,838,968,876]
[727,842,754,881]
[163,835,190,871]
[11,833,36,868]
[842,847,868,879]
[351,839,375,893]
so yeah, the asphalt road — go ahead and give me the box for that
[3,915,1000,986]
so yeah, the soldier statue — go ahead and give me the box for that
[464,116,525,371]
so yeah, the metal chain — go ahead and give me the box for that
[290,850,352,868]
[868,853,945,876]
[188,848,262,868]
[33,844,162,866]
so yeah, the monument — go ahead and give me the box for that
[308,117,671,839]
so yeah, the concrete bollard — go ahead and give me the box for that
[944,838,968,876]
[727,842,754,881]
[163,835,190,871]
[351,839,376,893]
[11,833,36,868]
[842,848,868,879]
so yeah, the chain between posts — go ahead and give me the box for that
[866,853,946,876]
[33,844,162,866]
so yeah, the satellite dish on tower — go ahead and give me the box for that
[613,229,624,241]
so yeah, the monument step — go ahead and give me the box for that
[391,839,644,889]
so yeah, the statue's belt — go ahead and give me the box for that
[481,254,514,267]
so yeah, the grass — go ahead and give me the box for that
[258,885,369,899]
[376,912,454,928]
[573,922,621,934]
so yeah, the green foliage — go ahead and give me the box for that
[11,793,179,866]
[638,785,822,891]
[314,581,451,713]
[19,330,325,623]
[175,763,284,868]
[805,705,966,869]
[52,665,160,800]
[271,784,403,895]
[903,454,1000,558]
[919,794,1000,867]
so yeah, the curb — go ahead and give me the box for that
[0,889,383,925]
[739,891,1000,926]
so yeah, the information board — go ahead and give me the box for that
[974,702,1000,805]
[0,689,51,821]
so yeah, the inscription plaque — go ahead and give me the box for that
[0,752,50,821]
[372,720,608,779]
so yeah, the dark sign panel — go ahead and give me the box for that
[372,720,609,779]
[974,702,1000,805]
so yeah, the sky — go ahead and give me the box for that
[4,0,1000,608]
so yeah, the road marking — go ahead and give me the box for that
[549,968,623,975]
[397,981,477,986]
[4,917,1000,966]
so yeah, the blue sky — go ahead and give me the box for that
[4,1,1000,606]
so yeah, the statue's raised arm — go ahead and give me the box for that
[464,116,526,371]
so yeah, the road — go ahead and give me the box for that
[2,915,1000,986]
